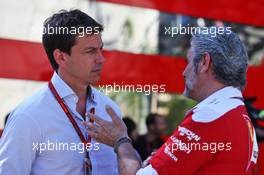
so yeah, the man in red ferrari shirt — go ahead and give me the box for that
[85,27,259,175]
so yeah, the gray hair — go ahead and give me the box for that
[191,27,248,89]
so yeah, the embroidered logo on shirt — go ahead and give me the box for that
[178,126,201,141]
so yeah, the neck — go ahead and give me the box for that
[196,82,226,102]
[57,70,88,100]
[57,70,89,117]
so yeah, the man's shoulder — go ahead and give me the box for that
[191,98,244,123]
[12,85,51,117]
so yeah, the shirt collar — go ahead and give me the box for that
[51,72,75,99]
[89,87,97,104]
[50,72,97,104]
[194,86,243,110]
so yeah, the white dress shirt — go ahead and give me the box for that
[0,72,121,175]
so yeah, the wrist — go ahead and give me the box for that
[114,136,132,154]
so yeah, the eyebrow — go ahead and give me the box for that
[83,43,104,51]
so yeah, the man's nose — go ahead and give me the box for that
[96,51,105,64]
[182,68,187,78]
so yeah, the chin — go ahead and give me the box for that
[183,87,196,100]
[183,88,190,98]
[89,77,101,85]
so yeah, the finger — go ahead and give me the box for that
[86,121,108,140]
[87,130,100,141]
[85,122,99,133]
[87,127,108,144]
[86,122,98,129]
[82,121,93,128]
[88,114,111,133]
[151,151,156,156]
[105,105,119,124]
[142,159,150,168]
[88,113,107,127]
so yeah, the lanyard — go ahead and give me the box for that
[48,81,94,146]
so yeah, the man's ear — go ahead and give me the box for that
[53,49,68,68]
[199,52,211,73]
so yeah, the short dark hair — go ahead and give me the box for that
[42,9,103,70]
[146,113,160,128]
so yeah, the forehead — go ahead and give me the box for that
[73,34,103,49]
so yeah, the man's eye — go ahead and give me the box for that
[85,50,96,54]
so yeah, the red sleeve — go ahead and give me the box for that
[149,114,225,174]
